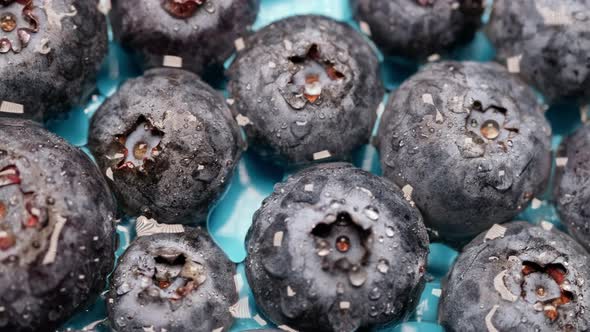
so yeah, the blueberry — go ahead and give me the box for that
[376,61,552,244]
[555,125,590,251]
[88,68,244,224]
[0,0,107,121]
[0,118,116,332]
[245,163,429,331]
[111,0,259,74]
[439,222,590,331]
[351,0,485,59]
[227,15,384,166]
[486,0,590,102]
[107,227,237,332]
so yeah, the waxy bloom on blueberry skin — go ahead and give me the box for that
[245,163,429,332]
[0,0,107,121]
[110,0,259,74]
[88,68,244,225]
[351,0,485,59]
[0,119,117,332]
[376,61,552,245]
[227,15,384,166]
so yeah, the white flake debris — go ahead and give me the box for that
[506,55,522,73]
[268,61,277,68]
[234,37,245,51]
[287,286,296,297]
[226,98,235,106]
[212,328,224,332]
[283,39,293,50]
[357,187,374,198]
[313,150,332,160]
[163,55,183,68]
[531,198,542,209]
[236,114,251,126]
[304,184,314,192]
[229,297,250,318]
[376,101,385,116]
[402,184,413,203]
[36,38,51,55]
[484,224,507,242]
[253,314,267,326]
[339,301,351,310]
[97,0,111,15]
[278,325,299,332]
[0,101,24,114]
[233,273,243,292]
[427,54,441,62]
[556,157,568,167]
[431,288,442,297]
[485,305,500,332]
[435,109,444,123]
[42,215,67,265]
[493,270,518,302]
[581,104,590,123]
[359,21,371,35]
[105,167,114,180]
[135,216,184,237]
[541,220,554,231]
[422,93,435,105]
[273,231,284,247]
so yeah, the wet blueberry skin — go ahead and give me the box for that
[108,228,238,332]
[0,0,107,121]
[486,0,590,102]
[227,15,384,166]
[351,0,485,59]
[111,0,259,74]
[376,61,552,245]
[555,125,590,252]
[88,67,244,225]
[0,119,117,332]
[439,222,590,331]
[246,163,429,332]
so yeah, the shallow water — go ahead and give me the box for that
[56,0,581,331]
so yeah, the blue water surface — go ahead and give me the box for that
[55,0,582,331]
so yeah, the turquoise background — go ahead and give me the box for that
[55,0,584,331]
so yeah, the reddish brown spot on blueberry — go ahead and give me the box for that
[0,232,15,250]
[0,202,6,219]
[158,280,171,289]
[162,0,204,18]
[336,236,350,253]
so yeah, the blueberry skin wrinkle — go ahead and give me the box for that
[555,124,590,252]
[350,0,485,59]
[107,228,237,332]
[245,163,429,332]
[376,61,552,244]
[439,222,590,331]
[0,119,117,332]
[110,0,260,74]
[486,0,590,102]
[227,15,384,166]
[0,0,107,121]
[88,68,244,225]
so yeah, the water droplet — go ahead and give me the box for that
[349,266,367,287]
[363,206,379,221]
[377,259,389,274]
[369,287,381,300]
[385,226,395,237]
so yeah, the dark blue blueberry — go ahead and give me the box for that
[88,68,244,225]
[227,15,384,166]
[245,163,429,332]
[111,0,259,74]
[555,124,590,252]
[439,222,590,331]
[486,0,590,102]
[107,227,237,332]
[351,0,484,59]
[376,61,552,244]
[0,118,117,332]
[0,0,107,121]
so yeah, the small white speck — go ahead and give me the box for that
[422,93,435,105]
[359,21,371,36]
[427,53,441,62]
[431,288,442,297]
[339,301,351,309]
[278,325,299,332]
[313,150,332,160]
[506,55,522,73]
[197,164,205,171]
[253,314,267,326]
[540,220,554,231]
[212,328,224,332]
[226,98,235,106]
[531,198,542,209]
[556,157,568,167]
[163,55,183,68]
[268,61,277,68]
[105,167,114,180]
[97,0,111,15]
[304,184,314,192]
[376,101,385,116]
[234,37,245,51]
[498,170,505,177]
[236,114,251,126]
[287,286,296,297]
[273,231,284,247]
[402,184,413,202]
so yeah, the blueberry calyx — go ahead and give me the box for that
[465,101,519,151]
[161,0,204,19]
[312,212,372,287]
[283,44,346,108]
[114,116,164,172]
[0,0,39,54]
[521,261,574,322]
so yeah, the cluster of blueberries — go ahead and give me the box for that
[1,0,590,331]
